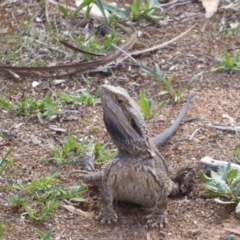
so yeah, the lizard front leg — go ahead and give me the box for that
[97,181,118,224]
[146,187,169,228]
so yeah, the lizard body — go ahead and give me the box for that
[82,85,193,226]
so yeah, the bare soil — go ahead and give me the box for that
[0,0,240,239]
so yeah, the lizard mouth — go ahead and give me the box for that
[130,118,142,137]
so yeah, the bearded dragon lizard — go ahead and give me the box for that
[80,85,194,227]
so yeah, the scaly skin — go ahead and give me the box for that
[82,85,194,227]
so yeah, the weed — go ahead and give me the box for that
[0,148,13,175]
[9,168,87,221]
[131,0,162,21]
[234,145,240,163]
[139,89,167,120]
[212,50,240,73]
[0,98,13,111]
[111,43,200,102]
[93,141,116,163]
[154,65,201,102]
[58,3,86,20]
[34,229,52,240]
[14,96,62,123]
[58,90,100,106]
[198,163,240,213]
[0,220,6,240]
[49,135,90,164]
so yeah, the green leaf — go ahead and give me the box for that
[37,112,44,124]
[70,185,80,196]
[149,100,167,119]
[49,167,61,177]
[58,5,69,18]
[139,89,150,119]
[210,171,231,196]
[217,163,231,181]
[224,235,236,240]
[70,197,86,202]
[43,231,52,240]
[214,198,235,204]
[94,0,108,22]
[227,169,239,182]
[202,182,219,193]
[198,171,212,182]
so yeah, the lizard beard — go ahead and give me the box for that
[103,114,147,153]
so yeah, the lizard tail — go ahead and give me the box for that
[152,95,194,148]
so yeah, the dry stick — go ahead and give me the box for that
[198,157,240,174]
[129,24,196,56]
[45,0,50,24]
[112,25,195,66]
[189,127,201,141]
[212,124,240,134]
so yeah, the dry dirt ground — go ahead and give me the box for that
[0,0,240,239]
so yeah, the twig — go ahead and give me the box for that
[212,124,240,134]
[181,117,199,123]
[129,25,195,56]
[45,0,50,24]
[189,127,201,141]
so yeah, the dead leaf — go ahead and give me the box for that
[225,228,240,236]
[200,0,220,18]
[60,204,94,218]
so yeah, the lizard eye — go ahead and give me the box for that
[116,98,124,104]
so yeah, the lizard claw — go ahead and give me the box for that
[96,209,118,224]
[172,167,194,195]
[146,212,168,228]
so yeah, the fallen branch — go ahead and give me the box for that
[0,23,137,78]
[198,156,240,175]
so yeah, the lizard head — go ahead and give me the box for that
[99,84,149,154]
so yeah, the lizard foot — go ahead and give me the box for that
[96,208,118,224]
[171,167,194,195]
[146,212,168,228]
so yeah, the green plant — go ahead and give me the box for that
[139,89,167,120]
[111,43,201,103]
[34,229,52,240]
[8,192,26,209]
[0,220,6,240]
[58,90,100,106]
[212,50,240,73]
[15,96,62,122]
[58,3,88,20]
[224,235,237,240]
[0,148,13,175]
[69,0,109,22]
[9,168,87,221]
[49,135,90,164]
[0,98,13,110]
[93,141,116,163]
[198,163,240,213]
[0,96,62,123]
[131,0,161,21]
[234,145,240,163]
[154,65,201,102]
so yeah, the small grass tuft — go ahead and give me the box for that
[8,167,87,221]
[139,89,167,120]
[212,50,240,73]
